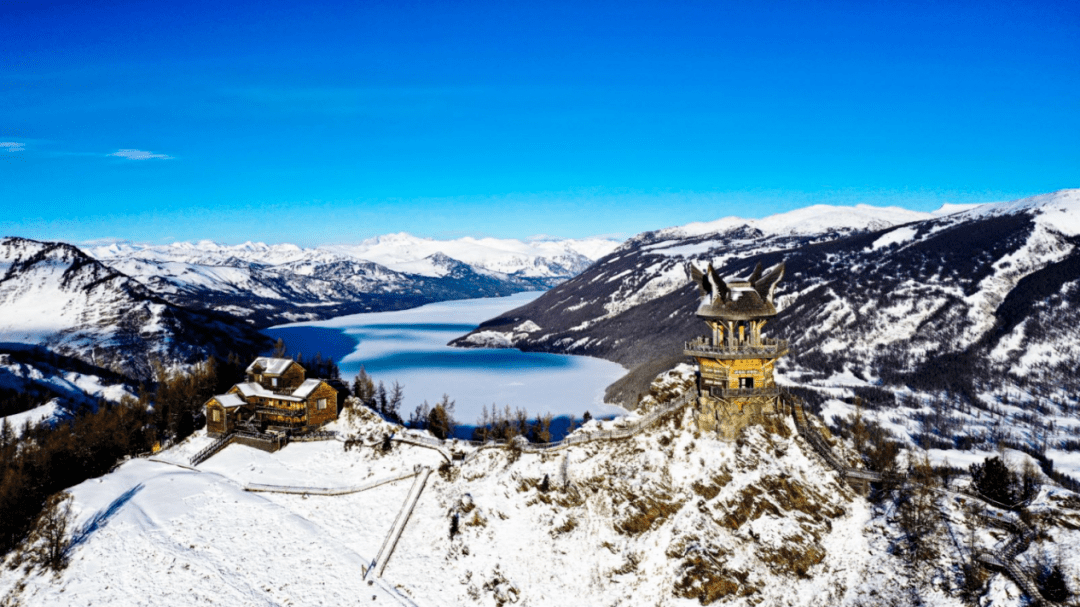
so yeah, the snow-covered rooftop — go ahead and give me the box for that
[292,378,323,399]
[246,357,296,376]
[212,393,246,408]
[232,382,304,402]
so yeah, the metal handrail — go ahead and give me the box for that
[683,338,788,356]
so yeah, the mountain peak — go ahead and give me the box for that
[659,203,934,239]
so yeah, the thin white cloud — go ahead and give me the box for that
[0,142,25,152]
[109,148,172,160]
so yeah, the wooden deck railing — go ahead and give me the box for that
[189,434,235,466]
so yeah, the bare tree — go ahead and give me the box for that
[897,452,940,563]
[387,382,405,422]
[28,492,74,571]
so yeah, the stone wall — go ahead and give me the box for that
[694,394,781,441]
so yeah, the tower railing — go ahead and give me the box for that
[683,337,788,357]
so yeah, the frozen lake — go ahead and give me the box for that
[264,292,628,427]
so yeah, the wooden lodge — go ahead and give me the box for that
[205,357,339,436]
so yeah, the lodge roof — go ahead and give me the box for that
[245,357,300,376]
[292,379,324,399]
[233,382,305,402]
[212,393,247,409]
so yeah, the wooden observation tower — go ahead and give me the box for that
[685,261,788,440]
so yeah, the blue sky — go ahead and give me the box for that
[2,0,1077,246]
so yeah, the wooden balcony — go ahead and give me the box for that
[684,338,788,360]
[255,406,306,419]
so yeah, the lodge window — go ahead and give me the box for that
[271,377,278,387]
[212,410,221,422]
[317,398,327,410]
[739,377,754,389]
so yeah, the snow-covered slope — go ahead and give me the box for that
[0,238,269,379]
[81,234,620,327]
[6,389,1076,607]
[453,189,1080,455]
[0,399,928,606]
[0,348,135,428]
[661,203,937,239]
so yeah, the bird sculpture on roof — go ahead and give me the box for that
[687,260,785,320]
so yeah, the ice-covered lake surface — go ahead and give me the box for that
[265,292,629,426]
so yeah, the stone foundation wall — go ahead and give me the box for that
[233,435,284,453]
[694,394,782,440]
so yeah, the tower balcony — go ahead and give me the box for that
[684,337,788,360]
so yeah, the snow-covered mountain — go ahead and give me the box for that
[324,233,615,278]
[83,234,620,327]
[0,237,269,380]
[452,189,1080,452]
[0,347,135,428]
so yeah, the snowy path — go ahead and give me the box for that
[246,469,420,496]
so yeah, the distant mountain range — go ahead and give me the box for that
[453,190,1080,418]
[0,237,270,381]
[82,233,620,327]
[0,233,620,389]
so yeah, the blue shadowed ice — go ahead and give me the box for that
[263,292,628,426]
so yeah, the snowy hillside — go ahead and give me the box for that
[0,237,269,379]
[659,203,939,239]
[5,389,1078,607]
[81,234,620,327]
[453,190,1080,471]
[0,348,135,428]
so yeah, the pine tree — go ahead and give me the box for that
[1037,561,1071,602]
[352,374,364,400]
[0,418,12,449]
[970,456,1016,505]
[427,394,456,440]
[376,382,388,416]
[272,338,287,358]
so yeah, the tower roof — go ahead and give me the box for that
[688,261,785,321]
